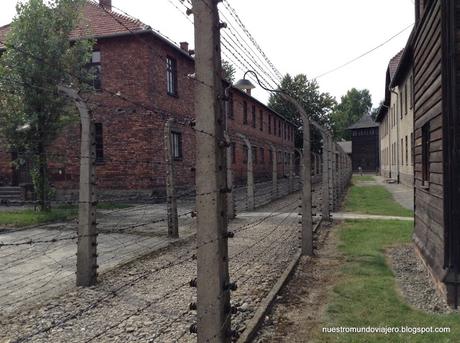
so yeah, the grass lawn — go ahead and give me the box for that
[344,185,413,217]
[315,219,459,343]
[0,202,131,227]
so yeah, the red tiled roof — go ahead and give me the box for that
[388,49,404,82]
[71,1,149,40]
[0,1,149,49]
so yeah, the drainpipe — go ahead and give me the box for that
[390,88,400,184]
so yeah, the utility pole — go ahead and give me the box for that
[164,118,179,238]
[60,87,98,287]
[192,0,232,341]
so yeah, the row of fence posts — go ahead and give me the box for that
[64,0,353,339]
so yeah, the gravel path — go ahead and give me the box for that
[254,222,341,343]
[0,192,309,343]
[0,177,314,319]
[387,245,453,314]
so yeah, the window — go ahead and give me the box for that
[259,110,263,131]
[252,105,256,128]
[410,75,414,109]
[89,50,102,90]
[273,118,277,136]
[422,123,430,186]
[252,147,257,164]
[268,115,272,134]
[227,93,234,119]
[166,57,178,96]
[411,132,414,166]
[400,91,404,119]
[269,149,273,163]
[278,120,281,137]
[405,83,408,115]
[95,123,104,162]
[405,136,409,166]
[172,131,183,160]
[401,138,404,166]
[231,142,236,164]
[243,145,248,163]
[260,147,264,163]
[243,101,248,124]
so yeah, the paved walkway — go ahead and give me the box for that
[332,212,413,221]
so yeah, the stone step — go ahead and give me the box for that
[0,187,23,202]
[0,187,22,192]
[0,190,22,195]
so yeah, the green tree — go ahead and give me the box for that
[222,60,236,83]
[331,88,372,141]
[0,0,94,211]
[371,100,384,120]
[268,74,336,152]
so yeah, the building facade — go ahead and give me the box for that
[0,0,296,198]
[390,0,460,307]
[348,115,379,173]
[377,49,415,187]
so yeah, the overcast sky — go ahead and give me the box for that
[0,0,414,107]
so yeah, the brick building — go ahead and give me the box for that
[0,0,296,199]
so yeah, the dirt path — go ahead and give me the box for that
[254,222,343,343]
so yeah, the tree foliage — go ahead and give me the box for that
[268,74,336,152]
[371,100,384,120]
[222,60,236,83]
[0,0,94,210]
[331,88,372,141]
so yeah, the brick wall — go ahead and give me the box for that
[1,33,295,196]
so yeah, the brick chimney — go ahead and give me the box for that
[180,42,189,52]
[100,0,112,10]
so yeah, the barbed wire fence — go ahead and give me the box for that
[0,0,353,342]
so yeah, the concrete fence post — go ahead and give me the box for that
[288,151,294,193]
[328,136,334,213]
[332,144,338,210]
[60,87,98,287]
[224,132,235,220]
[164,118,179,238]
[238,133,254,211]
[301,117,313,256]
[322,135,331,221]
[295,148,303,192]
[192,0,232,340]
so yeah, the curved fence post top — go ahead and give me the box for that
[294,148,303,157]
[224,131,231,144]
[266,141,277,152]
[236,133,251,148]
